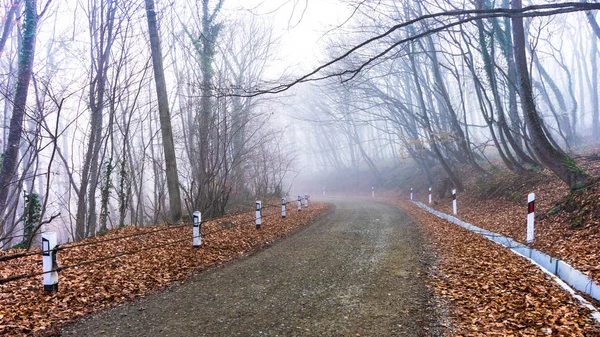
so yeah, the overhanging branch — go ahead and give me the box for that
[232,2,600,97]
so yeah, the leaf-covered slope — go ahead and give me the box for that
[0,203,329,337]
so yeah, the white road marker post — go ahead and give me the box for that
[410,188,413,201]
[255,201,262,229]
[297,195,302,212]
[323,187,325,197]
[193,211,201,248]
[452,189,457,215]
[527,193,535,243]
[372,186,375,198]
[428,187,432,204]
[42,232,59,292]
[282,197,287,218]
[304,194,309,207]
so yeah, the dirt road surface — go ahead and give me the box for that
[61,200,437,336]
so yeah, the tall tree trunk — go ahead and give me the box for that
[461,38,520,173]
[196,0,224,216]
[0,1,20,57]
[586,11,600,138]
[531,53,573,145]
[199,0,213,191]
[532,79,571,149]
[479,0,538,168]
[424,35,480,172]
[231,86,248,197]
[74,0,117,239]
[575,31,588,139]
[476,18,527,172]
[557,51,579,144]
[409,48,464,191]
[512,0,591,189]
[145,0,182,224]
[591,30,599,140]
[497,2,532,161]
[0,0,37,220]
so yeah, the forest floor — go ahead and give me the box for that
[408,153,600,285]
[397,200,600,336]
[0,202,329,337]
[373,146,600,335]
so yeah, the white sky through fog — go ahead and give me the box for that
[222,0,355,78]
[220,0,357,184]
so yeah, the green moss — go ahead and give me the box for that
[11,241,26,249]
[561,156,587,175]
[511,192,520,201]
[571,181,588,191]
[23,192,41,239]
[548,205,561,215]
[570,215,583,229]
[100,158,114,231]
[96,229,109,237]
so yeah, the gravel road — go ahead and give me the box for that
[61,200,436,336]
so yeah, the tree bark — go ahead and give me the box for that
[409,47,464,191]
[0,1,21,57]
[145,0,182,224]
[476,0,538,168]
[0,0,37,219]
[511,0,591,189]
[423,35,480,171]
[591,29,599,140]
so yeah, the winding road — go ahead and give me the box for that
[62,200,436,336]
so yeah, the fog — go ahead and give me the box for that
[0,0,598,246]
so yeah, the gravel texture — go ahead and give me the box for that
[61,200,435,336]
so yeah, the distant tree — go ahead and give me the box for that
[257,1,598,190]
[0,1,21,57]
[74,0,117,240]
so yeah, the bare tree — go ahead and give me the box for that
[511,0,590,189]
[145,0,182,224]
[0,0,51,228]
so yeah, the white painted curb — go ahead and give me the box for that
[412,201,600,323]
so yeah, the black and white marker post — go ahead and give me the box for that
[193,211,201,248]
[255,200,262,229]
[297,195,302,212]
[410,188,413,201]
[372,186,375,198]
[527,193,535,243]
[304,194,309,207]
[42,232,59,292]
[428,187,432,204]
[452,189,457,215]
[282,197,287,218]
[322,187,325,197]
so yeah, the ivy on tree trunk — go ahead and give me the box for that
[0,0,38,218]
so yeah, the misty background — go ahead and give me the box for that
[0,0,598,247]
